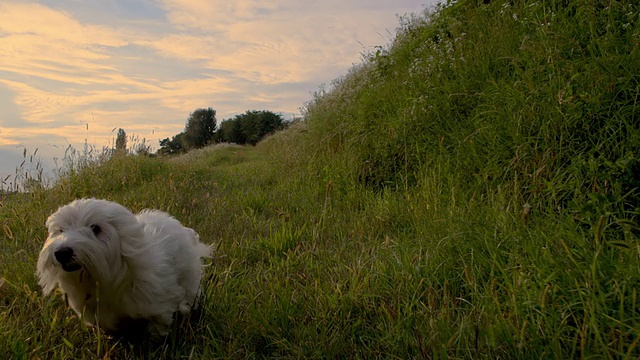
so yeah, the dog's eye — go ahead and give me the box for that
[90,224,102,236]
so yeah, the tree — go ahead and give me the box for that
[115,128,127,154]
[182,108,217,150]
[216,110,286,145]
[242,110,286,145]
[217,118,245,144]
[159,108,286,155]
[158,132,186,155]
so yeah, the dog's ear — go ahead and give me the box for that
[36,264,59,295]
[115,220,146,257]
[45,214,56,234]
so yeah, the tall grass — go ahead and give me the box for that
[1,148,46,194]
[1,0,639,358]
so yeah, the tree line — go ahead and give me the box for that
[158,108,288,155]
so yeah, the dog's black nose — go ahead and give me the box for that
[54,246,74,264]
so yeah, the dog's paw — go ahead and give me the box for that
[147,313,173,338]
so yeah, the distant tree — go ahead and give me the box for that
[244,110,286,145]
[158,132,186,155]
[159,108,285,155]
[217,118,245,144]
[216,110,286,145]
[182,108,217,150]
[115,128,127,154]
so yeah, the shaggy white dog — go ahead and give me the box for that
[36,198,212,337]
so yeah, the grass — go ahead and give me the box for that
[2,0,640,358]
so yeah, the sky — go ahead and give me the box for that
[0,0,435,187]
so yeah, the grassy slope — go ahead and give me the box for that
[2,0,640,358]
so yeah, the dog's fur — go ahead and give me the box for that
[36,198,212,337]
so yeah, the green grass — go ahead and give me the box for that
[2,0,640,358]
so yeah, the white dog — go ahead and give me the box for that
[36,198,212,337]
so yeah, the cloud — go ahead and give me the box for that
[0,2,132,126]
[154,0,408,84]
[0,3,126,46]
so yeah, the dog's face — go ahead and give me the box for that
[37,198,143,294]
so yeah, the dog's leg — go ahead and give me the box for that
[147,311,173,337]
[177,261,205,313]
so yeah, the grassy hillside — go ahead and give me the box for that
[2,0,640,358]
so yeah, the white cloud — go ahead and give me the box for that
[0,3,126,46]
[154,0,411,83]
